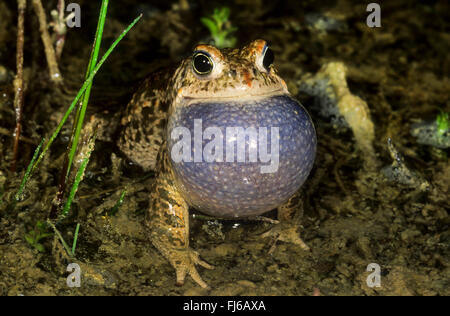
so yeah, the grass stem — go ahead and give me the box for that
[110,190,127,216]
[72,223,80,255]
[15,138,44,201]
[47,220,74,258]
[61,155,89,218]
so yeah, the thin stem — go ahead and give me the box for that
[32,0,63,83]
[47,220,74,258]
[61,155,89,218]
[72,223,80,255]
[11,0,27,172]
[15,138,44,201]
[110,190,127,216]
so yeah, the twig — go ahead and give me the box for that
[11,0,27,172]
[32,0,63,83]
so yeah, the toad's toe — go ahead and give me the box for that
[171,248,213,288]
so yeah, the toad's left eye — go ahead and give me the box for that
[262,45,274,71]
[192,51,214,75]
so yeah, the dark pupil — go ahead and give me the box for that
[263,47,274,70]
[194,53,213,74]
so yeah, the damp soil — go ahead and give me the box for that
[0,0,449,296]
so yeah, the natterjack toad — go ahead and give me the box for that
[117,40,316,288]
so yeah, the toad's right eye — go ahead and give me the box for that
[192,51,214,75]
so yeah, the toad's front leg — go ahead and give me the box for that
[146,148,213,288]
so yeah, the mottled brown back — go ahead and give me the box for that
[117,71,172,171]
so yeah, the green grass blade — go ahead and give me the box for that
[110,190,127,216]
[61,155,90,218]
[72,223,81,255]
[86,0,109,78]
[66,0,109,180]
[47,220,74,258]
[31,13,143,174]
[15,138,45,201]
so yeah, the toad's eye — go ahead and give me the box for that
[255,44,275,73]
[262,45,274,71]
[192,51,214,75]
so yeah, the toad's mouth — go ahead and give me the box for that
[179,87,288,104]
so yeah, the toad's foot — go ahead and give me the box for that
[167,248,214,288]
[262,189,310,254]
[261,222,310,254]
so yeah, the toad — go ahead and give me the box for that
[116,39,316,288]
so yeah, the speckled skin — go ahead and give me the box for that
[117,40,316,288]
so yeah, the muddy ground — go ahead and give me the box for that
[0,0,448,296]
